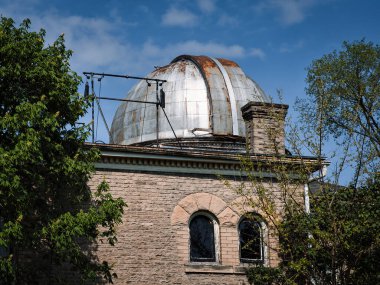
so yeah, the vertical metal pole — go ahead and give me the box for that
[156,83,159,148]
[304,183,310,215]
[91,77,95,143]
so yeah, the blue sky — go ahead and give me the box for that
[2,0,379,101]
[1,0,379,182]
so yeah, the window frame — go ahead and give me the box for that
[188,211,220,264]
[238,214,267,264]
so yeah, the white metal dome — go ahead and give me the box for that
[110,55,270,146]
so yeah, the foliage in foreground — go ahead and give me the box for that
[246,179,380,285]
[247,265,283,285]
[243,40,380,285]
[280,179,380,285]
[0,17,126,284]
[297,39,380,185]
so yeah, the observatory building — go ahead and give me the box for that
[88,55,318,284]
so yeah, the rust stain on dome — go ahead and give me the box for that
[172,55,217,77]
[176,60,188,73]
[151,55,241,79]
[110,54,270,146]
[216,58,239,67]
[151,63,173,76]
[191,56,217,69]
[192,56,217,77]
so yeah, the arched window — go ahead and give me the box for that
[189,213,218,262]
[239,215,264,263]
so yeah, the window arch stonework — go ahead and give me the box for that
[171,193,228,226]
[171,193,278,268]
[171,193,240,265]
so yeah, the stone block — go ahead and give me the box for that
[209,195,227,215]
[218,207,239,227]
[193,192,212,211]
[178,195,198,214]
[171,205,190,225]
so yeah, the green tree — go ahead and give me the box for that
[279,39,380,284]
[245,177,380,285]
[0,17,126,284]
[278,179,380,285]
[238,40,380,284]
[297,39,380,185]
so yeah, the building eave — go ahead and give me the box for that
[87,143,326,178]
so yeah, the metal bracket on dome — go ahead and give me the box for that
[82,72,182,149]
[83,72,167,84]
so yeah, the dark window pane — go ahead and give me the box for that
[239,219,263,262]
[190,215,215,262]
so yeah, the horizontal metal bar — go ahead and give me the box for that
[97,96,158,105]
[83,72,167,83]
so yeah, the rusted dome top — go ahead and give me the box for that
[110,55,270,146]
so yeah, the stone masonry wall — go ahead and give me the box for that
[241,102,289,155]
[88,169,302,285]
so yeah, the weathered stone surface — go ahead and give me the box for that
[242,102,288,155]
[75,85,309,285]
[209,194,228,215]
[178,194,198,214]
[218,207,240,227]
[193,192,212,211]
[230,196,258,215]
[171,205,189,225]
[88,169,288,284]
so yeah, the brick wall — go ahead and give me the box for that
[241,102,289,155]
[88,168,301,285]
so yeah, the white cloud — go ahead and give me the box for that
[0,0,40,19]
[254,0,316,26]
[273,0,313,25]
[161,7,198,27]
[217,14,239,26]
[279,40,304,53]
[0,1,264,79]
[140,40,265,60]
[197,0,216,13]
[170,41,245,57]
[0,0,267,143]
[29,15,133,72]
[137,5,150,14]
[249,48,265,59]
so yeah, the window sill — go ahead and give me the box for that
[185,264,246,275]
[240,260,265,266]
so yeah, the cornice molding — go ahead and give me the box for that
[92,144,324,178]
